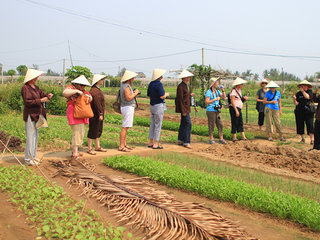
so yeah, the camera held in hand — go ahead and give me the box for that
[214,101,223,112]
[133,89,141,95]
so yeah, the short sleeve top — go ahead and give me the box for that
[230,88,243,109]
[295,89,313,112]
[265,90,281,110]
[205,89,221,112]
[147,80,165,105]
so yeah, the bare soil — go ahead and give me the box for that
[0,105,320,239]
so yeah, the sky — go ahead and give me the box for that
[1,0,320,79]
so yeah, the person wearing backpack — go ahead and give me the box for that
[263,81,285,141]
[229,77,248,142]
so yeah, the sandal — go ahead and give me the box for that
[184,145,192,149]
[71,154,81,160]
[95,147,107,152]
[152,145,163,149]
[125,145,134,150]
[87,149,97,155]
[118,147,130,152]
[147,145,153,148]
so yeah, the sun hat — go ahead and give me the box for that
[259,78,269,86]
[297,80,313,88]
[151,69,166,81]
[92,74,107,86]
[208,77,221,88]
[71,75,91,86]
[178,69,194,79]
[265,81,280,88]
[232,77,247,87]
[24,69,44,83]
[121,70,138,83]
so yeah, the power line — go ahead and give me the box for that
[71,49,201,63]
[0,41,65,54]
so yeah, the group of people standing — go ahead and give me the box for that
[21,68,320,165]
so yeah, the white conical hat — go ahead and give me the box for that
[24,69,44,83]
[297,80,312,88]
[92,74,107,86]
[265,81,280,88]
[232,77,247,87]
[71,75,91,86]
[121,70,138,82]
[178,69,194,79]
[151,69,166,81]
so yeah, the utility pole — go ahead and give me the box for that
[0,64,3,84]
[202,48,205,66]
[68,40,74,67]
[62,59,66,88]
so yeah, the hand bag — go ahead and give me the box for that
[36,114,48,129]
[74,95,94,119]
[112,90,121,114]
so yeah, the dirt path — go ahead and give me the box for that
[1,142,320,240]
[0,191,39,240]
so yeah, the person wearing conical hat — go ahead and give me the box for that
[62,75,92,159]
[175,69,194,149]
[205,77,227,144]
[118,70,140,152]
[147,69,169,149]
[229,77,248,142]
[256,78,269,131]
[21,68,53,166]
[293,80,314,144]
[263,81,285,141]
[311,86,320,150]
[87,74,108,155]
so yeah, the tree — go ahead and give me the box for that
[16,65,27,76]
[117,68,126,77]
[7,69,16,82]
[46,69,60,76]
[65,66,92,81]
[253,73,260,81]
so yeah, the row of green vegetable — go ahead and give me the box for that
[154,152,320,201]
[103,155,320,232]
[0,165,129,239]
[105,113,254,140]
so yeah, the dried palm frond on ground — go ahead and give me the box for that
[52,159,258,240]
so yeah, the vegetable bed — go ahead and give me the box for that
[0,166,127,239]
[103,155,320,232]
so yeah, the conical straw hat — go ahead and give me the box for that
[71,75,91,86]
[232,77,247,87]
[121,70,138,82]
[265,81,280,88]
[178,69,194,79]
[297,80,312,88]
[208,77,221,88]
[151,69,166,81]
[24,69,44,83]
[92,74,107,86]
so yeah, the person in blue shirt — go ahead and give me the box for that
[263,81,285,141]
[205,77,227,144]
[147,69,169,149]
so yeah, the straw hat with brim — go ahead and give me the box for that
[71,75,91,86]
[92,74,107,86]
[232,77,247,87]
[209,77,221,88]
[259,79,269,86]
[179,69,194,79]
[265,81,280,88]
[121,70,138,82]
[151,69,166,81]
[297,80,313,88]
[24,69,44,83]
